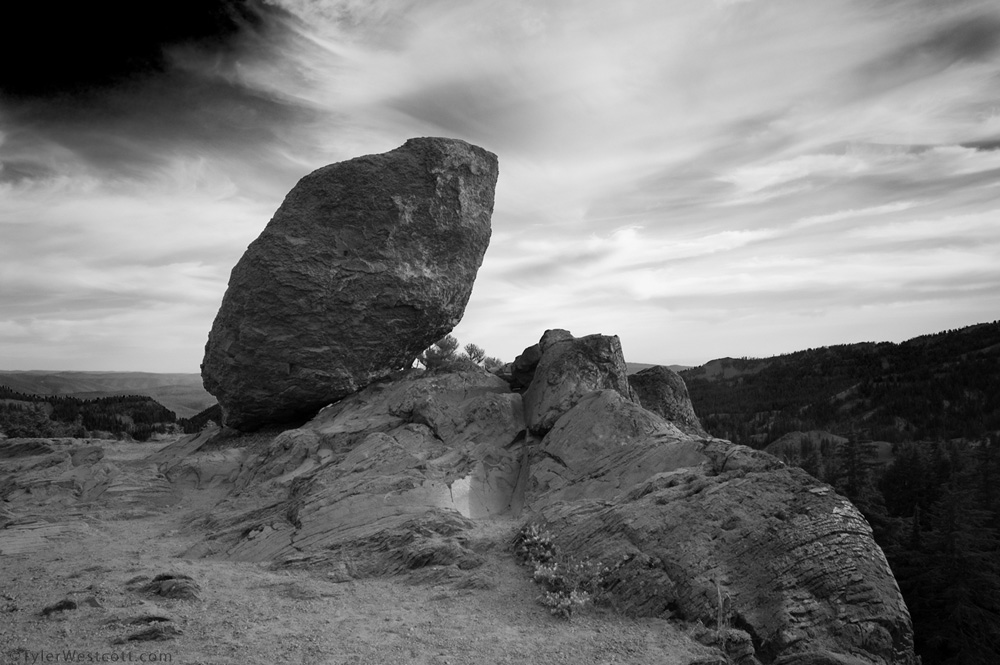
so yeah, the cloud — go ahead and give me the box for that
[3,0,1000,370]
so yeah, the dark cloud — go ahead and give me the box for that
[0,0,317,182]
[0,0,279,98]
[0,160,54,184]
[3,74,315,178]
[962,139,1000,151]
[854,11,1000,93]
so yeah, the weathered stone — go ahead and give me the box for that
[0,439,56,458]
[202,137,499,430]
[113,624,182,644]
[528,389,697,507]
[70,444,104,466]
[628,365,707,437]
[522,330,635,434]
[183,327,915,665]
[189,367,526,571]
[535,462,913,665]
[40,599,77,616]
[509,343,541,392]
[130,573,201,600]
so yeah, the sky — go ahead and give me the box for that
[2,0,999,373]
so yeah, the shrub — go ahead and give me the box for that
[463,343,486,364]
[420,334,461,370]
[483,356,505,372]
[513,523,556,565]
[513,523,611,619]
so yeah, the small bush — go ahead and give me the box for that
[513,524,611,619]
[539,589,592,619]
[513,523,556,565]
[420,334,461,370]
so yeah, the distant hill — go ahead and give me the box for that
[0,371,215,418]
[680,321,1000,448]
[0,385,179,441]
[626,362,690,374]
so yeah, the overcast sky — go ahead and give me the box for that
[2,0,999,372]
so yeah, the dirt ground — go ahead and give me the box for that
[1,439,718,665]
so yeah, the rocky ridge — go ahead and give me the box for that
[182,330,914,665]
[0,332,916,664]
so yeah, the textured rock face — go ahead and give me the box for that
[202,137,499,430]
[184,328,915,665]
[528,389,695,507]
[188,367,526,569]
[628,365,707,437]
[509,343,541,393]
[525,394,915,665]
[536,463,914,665]
[522,330,635,434]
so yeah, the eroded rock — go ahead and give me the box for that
[186,324,915,664]
[628,365,707,437]
[202,137,499,430]
[522,330,635,434]
[528,389,697,507]
[534,458,914,665]
[188,367,526,575]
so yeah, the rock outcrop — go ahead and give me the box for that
[521,330,635,434]
[187,367,525,571]
[534,449,913,665]
[192,323,915,662]
[628,365,707,437]
[202,137,499,430]
[527,389,694,508]
[509,343,542,393]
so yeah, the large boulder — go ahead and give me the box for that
[628,365,707,437]
[521,330,635,434]
[202,137,499,430]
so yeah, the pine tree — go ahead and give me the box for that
[910,478,1000,664]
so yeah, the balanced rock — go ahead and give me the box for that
[522,330,635,434]
[202,138,499,430]
[628,365,707,437]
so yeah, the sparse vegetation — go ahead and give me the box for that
[512,524,611,619]
[418,335,505,373]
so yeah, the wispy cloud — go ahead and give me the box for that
[2,0,999,370]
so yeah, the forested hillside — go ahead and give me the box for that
[682,320,1000,448]
[0,370,215,418]
[682,321,1000,664]
[0,385,179,441]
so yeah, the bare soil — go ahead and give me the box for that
[1,439,716,665]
